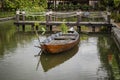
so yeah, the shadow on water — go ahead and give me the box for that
[39,45,79,72]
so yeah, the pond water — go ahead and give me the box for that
[0,21,120,80]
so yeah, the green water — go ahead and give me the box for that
[0,21,120,80]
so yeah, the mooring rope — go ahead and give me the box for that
[24,11,107,20]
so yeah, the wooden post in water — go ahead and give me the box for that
[76,10,82,33]
[16,10,20,31]
[46,11,50,31]
[92,26,95,32]
[22,10,25,31]
[49,11,53,32]
[50,25,52,31]
[77,26,81,33]
[36,25,39,31]
[16,10,20,22]
[108,26,112,33]
[31,24,34,32]
[107,12,111,33]
[109,26,112,32]
[107,12,111,24]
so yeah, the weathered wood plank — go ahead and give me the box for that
[14,21,112,27]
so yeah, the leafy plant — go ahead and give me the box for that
[100,26,108,32]
[82,4,89,11]
[111,12,120,22]
[34,22,46,45]
[60,20,68,33]
[34,22,46,35]
[3,0,47,11]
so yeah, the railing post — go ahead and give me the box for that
[92,26,95,32]
[77,26,81,33]
[46,11,53,32]
[49,10,52,21]
[16,10,20,22]
[107,12,111,24]
[76,10,82,33]
[46,11,49,25]
[36,25,38,31]
[22,10,25,21]
[16,10,20,31]
[46,12,49,31]
[49,11,53,32]
[108,26,112,33]
[76,12,81,25]
[31,24,34,32]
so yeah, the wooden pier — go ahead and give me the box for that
[14,11,113,32]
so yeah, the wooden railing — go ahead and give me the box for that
[14,10,112,32]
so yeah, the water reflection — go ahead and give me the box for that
[97,34,120,80]
[0,21,36,58]
[39,45,79,72]
[0,21,16,56]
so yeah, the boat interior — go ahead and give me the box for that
[43,31,78,44]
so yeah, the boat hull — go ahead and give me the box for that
[41,35,79,54]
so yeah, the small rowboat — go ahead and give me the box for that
[40,30,80,54]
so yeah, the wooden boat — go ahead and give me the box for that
[40,30,80,54]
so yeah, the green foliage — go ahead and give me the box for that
[3,0,47,11]
[114,0,120,8]
[51,3,90,11]
[115,14,120,22]
[75,3,81,10]
[81,26,88,31]
[99,0,114,10]
[81,4,89,11]
[34,22,46,44]
[60,20,68,33]
[111,12,120,22]
[34,22,46,35]
[100,26,108,32]
[68,3,74,10]
[34,22,39,27]
[57,4,62,11]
